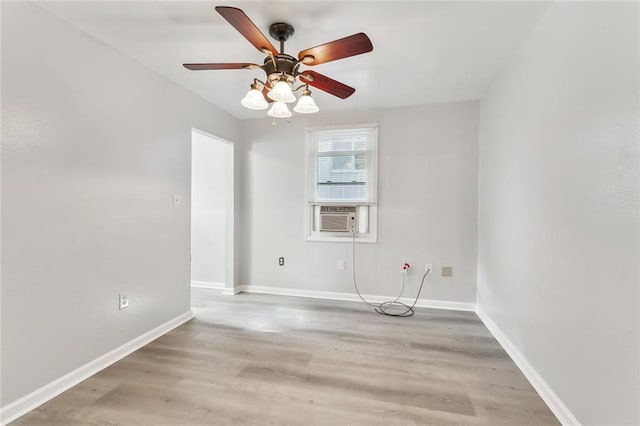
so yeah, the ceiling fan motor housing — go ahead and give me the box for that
[263,23,299,86]
[263,54,299,86]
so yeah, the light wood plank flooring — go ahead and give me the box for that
[12,288,558,425]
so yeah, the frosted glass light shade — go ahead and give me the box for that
[267,80,296,103]
[293,94,319,114]
[267,101,292,118]
[240,88,268,110]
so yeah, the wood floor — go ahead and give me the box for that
[13,288,558,425]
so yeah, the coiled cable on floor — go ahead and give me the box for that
[351,233,430,317]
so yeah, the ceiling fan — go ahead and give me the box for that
[183,6,374,118]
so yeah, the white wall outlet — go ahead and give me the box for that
[337,260,345,270]
[425,264,433,273]
[173,193,181,208]
[119,293,129,310]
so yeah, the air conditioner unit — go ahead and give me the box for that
[319,205,357,233]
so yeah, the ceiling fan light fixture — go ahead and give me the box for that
[293,89,319,114]
[267,101,292,118]
[185,8,373,120]
[240,83,268,110]
[267,77,296,103]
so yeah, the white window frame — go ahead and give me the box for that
[304,123,378,243]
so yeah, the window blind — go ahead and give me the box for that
[313,127,372,202]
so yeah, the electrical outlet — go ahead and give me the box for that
[425,264,432,273]
[119,293,129,310]
[337,260,345,270]
[402,263,411,275]
[278,257,285,266]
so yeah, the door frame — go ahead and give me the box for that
[190,127,235,294]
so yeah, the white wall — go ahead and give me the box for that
[478,2,639,425]
[1,2,240,407]
[239,101,479,304]
[191,131,227,285]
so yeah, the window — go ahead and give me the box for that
[305,124,378,242]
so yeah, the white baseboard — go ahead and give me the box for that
[227,284,476,312]
[0,310,194,425]
[191,281,225,290]
[476,307,580,426]
[221,287,239,295]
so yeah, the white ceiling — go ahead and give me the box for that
[37,1,550,119]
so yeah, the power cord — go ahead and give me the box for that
[351,233,430,317]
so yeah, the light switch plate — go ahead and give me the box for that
[119,293,129,310]
[173,193,181,207]
[441,266,453,277]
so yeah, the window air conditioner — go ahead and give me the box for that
[319,206,357,233]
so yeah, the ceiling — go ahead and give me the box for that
[37,1,551,119]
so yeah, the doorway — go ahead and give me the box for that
[190,128,234,295]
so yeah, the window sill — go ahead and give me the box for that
[307,201,377,206]
[306,233,377,244]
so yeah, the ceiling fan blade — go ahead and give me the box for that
[215,6,279,56]
[183,63,260,70]
[298,33,373,66]
[299,71,355,99]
